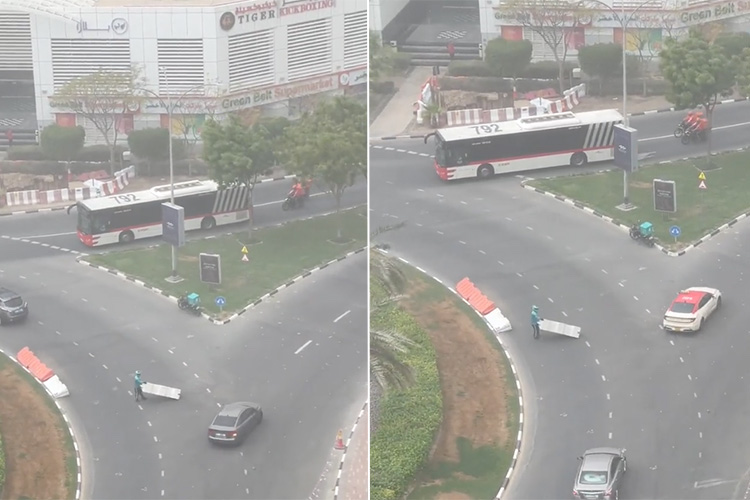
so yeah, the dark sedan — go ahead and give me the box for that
[0,287,29,325]
[208,402,263,445]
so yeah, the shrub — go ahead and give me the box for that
[76,144,126,163]
[370,304,442,500]
[447,60,494,77]
[520,60,577,80]
[390,52,412,72]
[370,80,396,94]
[7,145,46,161]
[40,124,85,161]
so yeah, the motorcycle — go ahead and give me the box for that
[673,121,688,138]
[281,189,305,211]
[629,221,655,247]
[177,292,202,316]
[681,127,707,145]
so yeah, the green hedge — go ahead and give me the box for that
[7,144,127,162]
[447,60,578,80]
[370,306,442,500]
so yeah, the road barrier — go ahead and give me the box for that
[456,277,512,333]
[16,346,69,398]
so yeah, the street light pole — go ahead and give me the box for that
[575,0,654,209]
[161,66,179,280]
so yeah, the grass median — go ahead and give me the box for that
[0,354,78,499]
[85,205,366,316]
[370,253,520,500]
[529,150,750,249]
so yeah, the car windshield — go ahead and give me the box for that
[213,415,238,427]
[3,297,23,308]
[579,470,608,485]
[669,302,696,314]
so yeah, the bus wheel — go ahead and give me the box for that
[570,152,588,167]
[477,164,494,179]
[119,231,134,244]
[201,217,216,230]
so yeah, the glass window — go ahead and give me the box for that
[213,415,238,427]
[77,207,94,234]
[579,471,608,485]
[669,302,695,314]
[3,297,23,308]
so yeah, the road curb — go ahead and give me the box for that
[374,248,524,500]
[0,347,83,500]
[519,177,750,257]
[76,246,366,325]
[628,96,749,116]
[0,174,299,217]
[371,134,426,141]
[332,400,368,500]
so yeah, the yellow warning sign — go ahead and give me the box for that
[698,171,706,180]
[241,245,248,254]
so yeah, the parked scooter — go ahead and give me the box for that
[629,221,655,247]
[177,292,202,316]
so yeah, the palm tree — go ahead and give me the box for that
[370,249,415,391]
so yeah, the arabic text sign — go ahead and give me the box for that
[220,73,341,111]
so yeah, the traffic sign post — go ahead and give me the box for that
[670,225,681,243]
[241,245,249,263]
[698,171,707,209]
[215,296,226,313]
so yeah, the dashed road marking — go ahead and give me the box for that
[459,240,467,245]
[526,226,533,231]
[562,311,568,317]
[295,340,313,355]
[497,260,504,266]
[601,269,608,274]
[679,357,684,363]
[479,250,486,255]
[608,432,613,440]
[595,359,600,365]
[334,309,351,323]
[88,352,94,358]
[688,374,693,381]
[606,393,611,400]
[633,296,639,301]
[547,297,554,303]
[516,272,523,277]
[147,421,152,427]
[585,341,591,348]
[601,375,607,382]
[182,361,188,367]
[609,412,613,419]
[102,364,108,370]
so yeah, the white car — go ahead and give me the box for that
[663,287,722,332]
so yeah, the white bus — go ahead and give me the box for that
[75,180,251,247]
[426,109,624,181]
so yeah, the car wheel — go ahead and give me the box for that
[201,217,216,230]
[477,164,494,179]
[570,152,587,167]
[119,230,135,244]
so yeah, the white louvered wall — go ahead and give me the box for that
[157,39,205,95]
[343,10,367,69]
[227,29,275,92]
[0,12,32,71]
[50,39,131,90]
[286,18,332,82]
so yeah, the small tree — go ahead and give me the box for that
[715,32,750,59]
[202,115,279,241]
[49,66,145,174]
[127,128,174,175]
[169,84,224,175]
[577,43,622,95]
[735,47,750,98]
[283,96,366,241]
[660,29,736,164]
[40,124,85,162]
[485,38,532,104]
[499,0,590,94]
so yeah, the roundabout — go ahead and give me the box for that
[371,100,750,499]
[0,180,367,499]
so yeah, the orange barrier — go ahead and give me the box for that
[455,278,497,315]
[16,347,55,383]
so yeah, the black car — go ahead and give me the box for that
[0,287,28,325]
[208,402,263,445]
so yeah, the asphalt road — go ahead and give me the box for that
[370,103,750,499]
[0,176,366,254]
[0,211,367,499]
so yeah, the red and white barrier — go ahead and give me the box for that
[445,83,587,127]
[5,165,135,207]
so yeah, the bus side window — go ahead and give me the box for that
[93,214,111,234]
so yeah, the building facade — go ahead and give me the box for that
[481,0,750,61]
[0,0,367,143]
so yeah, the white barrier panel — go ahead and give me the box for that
[142,382,181,400]
[43,375,70,398]
[539,319,581,338]
[485,308,512,333]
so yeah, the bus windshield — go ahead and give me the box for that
[435,140,452,167]
[77,206,111,235]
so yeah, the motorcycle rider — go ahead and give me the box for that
[686,115,709,140]
[290,179,306,208]
[303,177,313,198]
[680,111,697,129]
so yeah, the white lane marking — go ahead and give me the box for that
[698,412,702,419]
[151,337,158,342]
[699,432,703,438]
[153,436,158,442]
[437,230,444,235]
[479,249,486,255]
[81,298,88,302]
[633,296,639,301]
[533,285,539,290]
[694,392,698,398]
[608,432,613,440]
[679,357,684,363]
[595,359,600,365]
[497,260,504,266]
[547,297,554,303]
[505,217,512,221]
[609,412,613,419]
[562,311,568,317]
[255,192,326,207]
[606,393,611,400]
[102,364,108,370]
[693,479,739,489]
[194,373,199,379]
[334,310,351,323]
[601,375,607,381]
[88,352,94,358]
[161,470,165,477]
[646,308,651,314]
[459,240,467,245]
[688,374,693,381]
[295,340,312,355]
[182,361,188,367]
[526,226,533,231]
[158,453,162,459]
[585,341,591,347]
[460,201,467,205]
[601,269,608,274]
[516,272,523,277]
[147,421,152,427]
[15,231,76,239]
[670,340,675,346]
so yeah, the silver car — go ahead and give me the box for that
[573,447,627,500]
[208,402,263,445]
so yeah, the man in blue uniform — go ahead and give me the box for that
[531,305,542,339]
[134,370,147,401]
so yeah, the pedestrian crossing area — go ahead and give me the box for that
[0,117,23,127]
[436,30,468,40]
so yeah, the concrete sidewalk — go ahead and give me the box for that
[369,66,434,139]
[335,403,368,500]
